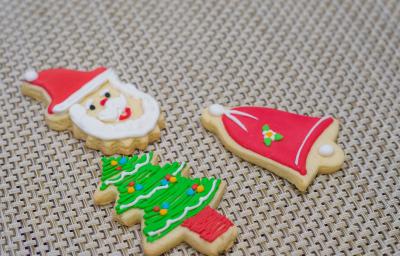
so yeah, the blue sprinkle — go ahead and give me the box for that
[135,184,143,191]
[119,157,128,165]
[161,179,168,186]
[161,202,169,209]
[186,188,195,196]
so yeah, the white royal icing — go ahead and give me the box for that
[69,71,160,140]
[120,184,169,209]
[119,162,186,209]
[147,179,218,237]
[172,162,185,176]
[318,144,334,157]
[24,69,38,81]
[208,104,225,116]
[104,153,150,185]
[208,104,258,132]
[97,94,127,122]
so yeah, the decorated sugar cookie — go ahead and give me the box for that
[94,152,237,256]
[201,104,344,191]
[21,67,164,155]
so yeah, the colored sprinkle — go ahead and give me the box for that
[196,185,205,193]
[161,179,168,186]
[191,184,199,190]
[153,206,160,212]
[186,188,195,196]
[127,187,135,193]
[111,160,118,166]
[165,174,171,181]
[116,166,122,170]
[135,184,143,191]
[128,181,135,186]
[119,157,128,165]
[169,177,177,183]
[160,209,168,216]
[161,202,169,209]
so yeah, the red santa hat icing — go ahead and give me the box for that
[23,67,116,114]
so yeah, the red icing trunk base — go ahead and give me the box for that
[222,107,333,175]
[182,206,233,242]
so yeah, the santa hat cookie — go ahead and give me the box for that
[201,104,344,191]
[21,67,164,155]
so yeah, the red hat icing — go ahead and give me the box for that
[23,67,114,114]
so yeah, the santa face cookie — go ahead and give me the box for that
[94,152,238,256]
[201,104,344,191]
[21,67,164,155]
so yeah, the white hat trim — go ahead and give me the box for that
[52,69,117,113]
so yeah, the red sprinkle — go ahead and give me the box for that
[153,206,160,212]
[116,166,122,170]
[192,184,199,190]
[165,174,171,181]
[128,182,135,186]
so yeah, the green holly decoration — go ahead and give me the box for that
[262,124,283,147]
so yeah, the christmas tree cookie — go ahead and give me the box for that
[201,104,344,191]
[94,152,237,256]
[21,67,164,155]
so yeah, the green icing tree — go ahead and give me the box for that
[97,152,222,242]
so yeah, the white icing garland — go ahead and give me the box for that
[105,153,150,185]
[172,162,185,176]
[147,179,218,237]
[120,184,169,209]
[69,71,160,140]
[208,104,258,132]
[119,162,186,209]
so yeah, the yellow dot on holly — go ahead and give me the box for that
[169,177,177,183]
[111,160,118,166]
[127,187,135,193]
[266,131,273,137]
[160,209,168,215]
[196,185,205,193]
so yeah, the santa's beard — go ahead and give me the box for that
[69,86,160,140]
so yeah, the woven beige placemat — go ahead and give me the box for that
[1,0,399,255]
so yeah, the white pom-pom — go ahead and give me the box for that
[319,144,334,157]
[24,69,38,81]
[208,104,225,116]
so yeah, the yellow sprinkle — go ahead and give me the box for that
[196,185,205,193]
[111,160,118,166]
[160,209,168,215]
[127,187,135,193]
[170,177,177,183]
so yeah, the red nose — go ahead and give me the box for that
[100,98,108,106]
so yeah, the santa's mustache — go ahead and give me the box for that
[97,94,127,121]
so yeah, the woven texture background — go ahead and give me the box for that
[0,0,399,255]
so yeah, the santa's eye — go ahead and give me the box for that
[85,100,95,110]
[100,89,111,98]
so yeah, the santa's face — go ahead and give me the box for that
[82,83,143,123]
[69,81,160,140]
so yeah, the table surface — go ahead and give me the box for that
[0,0,399,255]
